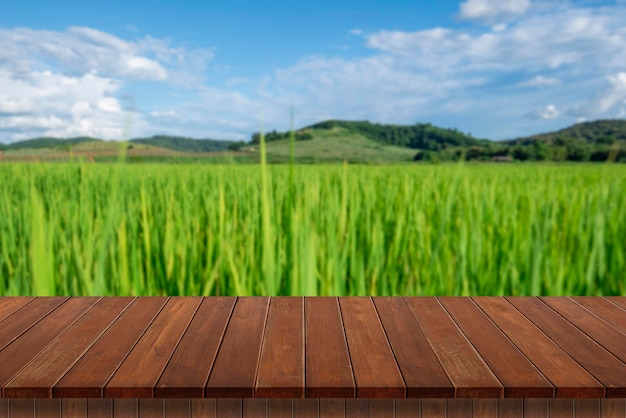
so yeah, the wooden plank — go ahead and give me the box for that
[404,297,503,398]
[600,399,626,418]
[205,297,270,398]
[605,297,626,310]
[9,399,34,418]
[35,399,60,418]
[373,297,453,398]
[0,400,7,418]
[54,297,167,398]
[244,399,267,418]
[113,399,137,418]
[217,399,242,418]
[305,297,354,398]
[542,297,626,364]
[508,297,626,397]
[256,297,304,398]
[421,399,445,418]
[87,399,112,418]
[166,399,190,418]
[523,399,548,418]
[473,297,604,398]
[0,297,34,323]
[191,399,216,418]
[138,399,163,418]
[0,297,66,351]
[339,297,405,398]
[0,297,99,394]
[439,297,553,398]
[395,399,420,418]
[575,399,600,418]
[446,399,471,418]
[319,400,344,418]
[573,297,626,334]
[550,399,574,418]
[293,399,317,418]
[105,297,202,398]
[370,400,393,418]
[473,399,497,418]
[498,399,523,418]
[61,399,87,418]
[4,298,134,397]
[268,400,292,418]
[155,297,235,398]
[345,399,369,418]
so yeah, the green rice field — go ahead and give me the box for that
[0,163,624,296]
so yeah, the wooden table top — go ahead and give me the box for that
[0,296,624,399]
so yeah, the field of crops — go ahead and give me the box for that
[0,162,624,296]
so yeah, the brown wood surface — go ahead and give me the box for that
[0,297,99,394]
[541,297,626,364]
[155,297,235,398]
[575,399,600,418]
[473,399,497,418]
[105,297,202,398]
[244,399,267,418]
[395,399,421,418]
[439,297,553,398]
[0,297,66,351]
[205,297,270,398]
[0,399,6,418]
[256,297,304,398]
[523,399,548,417]
[447,399,472,418]
[373,297,454,398]
[54,297,167,398]
[370,399,393,418]
[138,399,163,418]
[191,399,216,418]
[88,399,112,418]
[217,399,242,418]
[405,297,503,398]
[35,399,60,418]
[113,399,137,418]
[268,399,292,418]
[4,298,134,398]
[166,399,190,418]
[508,297,626,397]
[61,399,87,418]
[600,399,626,418]
[339,297,405,398]
[0,297,34,324]
[572,297,626,334]
[605,297,626,310]
[345,399,369,418]
[293,399,318,418]
[305,297,355,398]
[319,399,345,418]
[498,399,523,418]
[549,399,574,418]
[473,297,605,398]
[421,399,446,418]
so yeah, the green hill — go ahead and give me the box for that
[506,119,626,145]
[7,136,101,150]
[130,135,235,153]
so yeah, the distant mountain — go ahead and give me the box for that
[7,136,101,150]
[130,135,235,152]
[505,119,626,145]
[302,120,487,151]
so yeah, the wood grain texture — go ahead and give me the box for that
[105,297,201,398]
[256,297,304,398]
[243,399,267,418]
[319,399,345,418]
[542,297,626,364]
[370,399,392,418]
[600,399,626,418]
[166,399,190,418]
[54,297,167,398]
[138,399,162,418]
[508,297,626,397]
[0,297,66,352]
[575,399,600,418]
[9,399,34,418]
[395,399,420,418]
[305,297,355,398]
[191,399,216,418]
[573,297,626,334]
[205,297,270,398]
[0,297,34,324]
[0,297,99,394]
[345,399,369,418]
[0,400,7,418]
[339,297,405,398]
[549,399,574,418]
[440,297,553,398]
[61,399,87,418]
[34,400,60,418]
[446,399,472,418]
[498,399,523,418]
[473,399,497,418]
[4,298,133,398]
[523,399,548,418]
[605,297,626,310]
[268,400,292,418]
[474,297,604,398]
[374,297,453,398]
[405,297,503,398]
[155,297,235,398]
[217,399,242,418]
[421,399,446,418]
[87,399,112,418]
[293,399,318,418]
[112,399,137,418]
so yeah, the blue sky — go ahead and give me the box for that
[1,0,626,142]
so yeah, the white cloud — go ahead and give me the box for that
[520,75,561,87]
[528,104,559,119]
[569,72,626,117]
[459,0,531,22]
